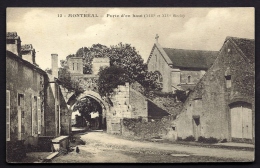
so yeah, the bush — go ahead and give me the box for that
[207,137,218,143]
[198,136,207,143]
[198,136,218,144]
[219,138,227,143]
[177,137,183,141]
[183,135,195,142]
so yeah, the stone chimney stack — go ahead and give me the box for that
[51,53,58,79]
[6,32,22,57]
[21,44,36,64]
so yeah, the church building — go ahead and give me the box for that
[147,35,219,93]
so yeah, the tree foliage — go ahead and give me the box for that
[97,66,130,97]
[73,97,102,118]
[58,66,84,94]
[75,44,109,74]
[98,43,161,96]
[59,43,161,97]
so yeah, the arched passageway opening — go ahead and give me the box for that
[72,96,106,130]
[67,90,109,132]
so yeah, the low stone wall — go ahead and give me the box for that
[121,117,176,141]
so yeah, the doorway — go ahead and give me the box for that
[192,115,201,141]
[230,103,252,141]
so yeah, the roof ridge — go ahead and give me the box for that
[163,48,219,52]
[226,36,255,41]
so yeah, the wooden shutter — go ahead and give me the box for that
[37,97,41,134]
[6,90,10,141]
[31,96,34,135]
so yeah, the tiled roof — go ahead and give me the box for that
[147,99,170,117]
[228,37,255,63]
[178,84,196,91]
[6,51,46,75]
[163,48,219,69]
[6,32,20,40]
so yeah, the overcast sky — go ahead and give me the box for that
[7,8,254,70]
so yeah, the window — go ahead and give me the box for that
[77,63,79,70]
[154,71,163,88]
[155,71,163,82]
[73,63,74,70]
[37,97,41,134]
[225,67,231,88]
[6,90,10,141]
[32,96,38,135]
[188,76,191,83]
[18,94,24,140]
[225,75,231,88]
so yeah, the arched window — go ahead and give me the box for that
[188,76,191,83]
[154,71,163,87]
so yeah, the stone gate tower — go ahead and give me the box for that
[67,57,84,75]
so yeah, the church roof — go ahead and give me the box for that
[163,48,219,69]
[227,37,255,63]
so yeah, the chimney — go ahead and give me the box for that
[51,53,58,79]
[21,44,36,64]
[6,32,22,57]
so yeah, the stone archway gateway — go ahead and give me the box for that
[67,90,110,130]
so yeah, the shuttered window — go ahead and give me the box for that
[32,96,37,136]
[37,97,41,134]
[18,94,24,140]
[6,90,10,141]
[31,96,34,135]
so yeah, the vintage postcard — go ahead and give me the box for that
[6,7,255,163]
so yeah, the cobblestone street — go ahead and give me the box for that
[52,131,254,163]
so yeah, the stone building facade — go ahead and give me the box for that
[67,56,110,78]
[147,38,218,93]
[6,32,70,161]
[174,37,255,143]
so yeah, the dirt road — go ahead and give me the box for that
[52,131,254,163]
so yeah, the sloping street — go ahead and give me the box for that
[52,131,254,163]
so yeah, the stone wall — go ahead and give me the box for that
[45,83,56,136]
[129,88,148,120]
[92,57,110,75]
[107,83,149,134]
[180,70,205,84]
[59,86,71,135]
[121,117,176,141]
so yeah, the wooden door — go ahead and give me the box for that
[242,106,252,139]
[230,104,252,140]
